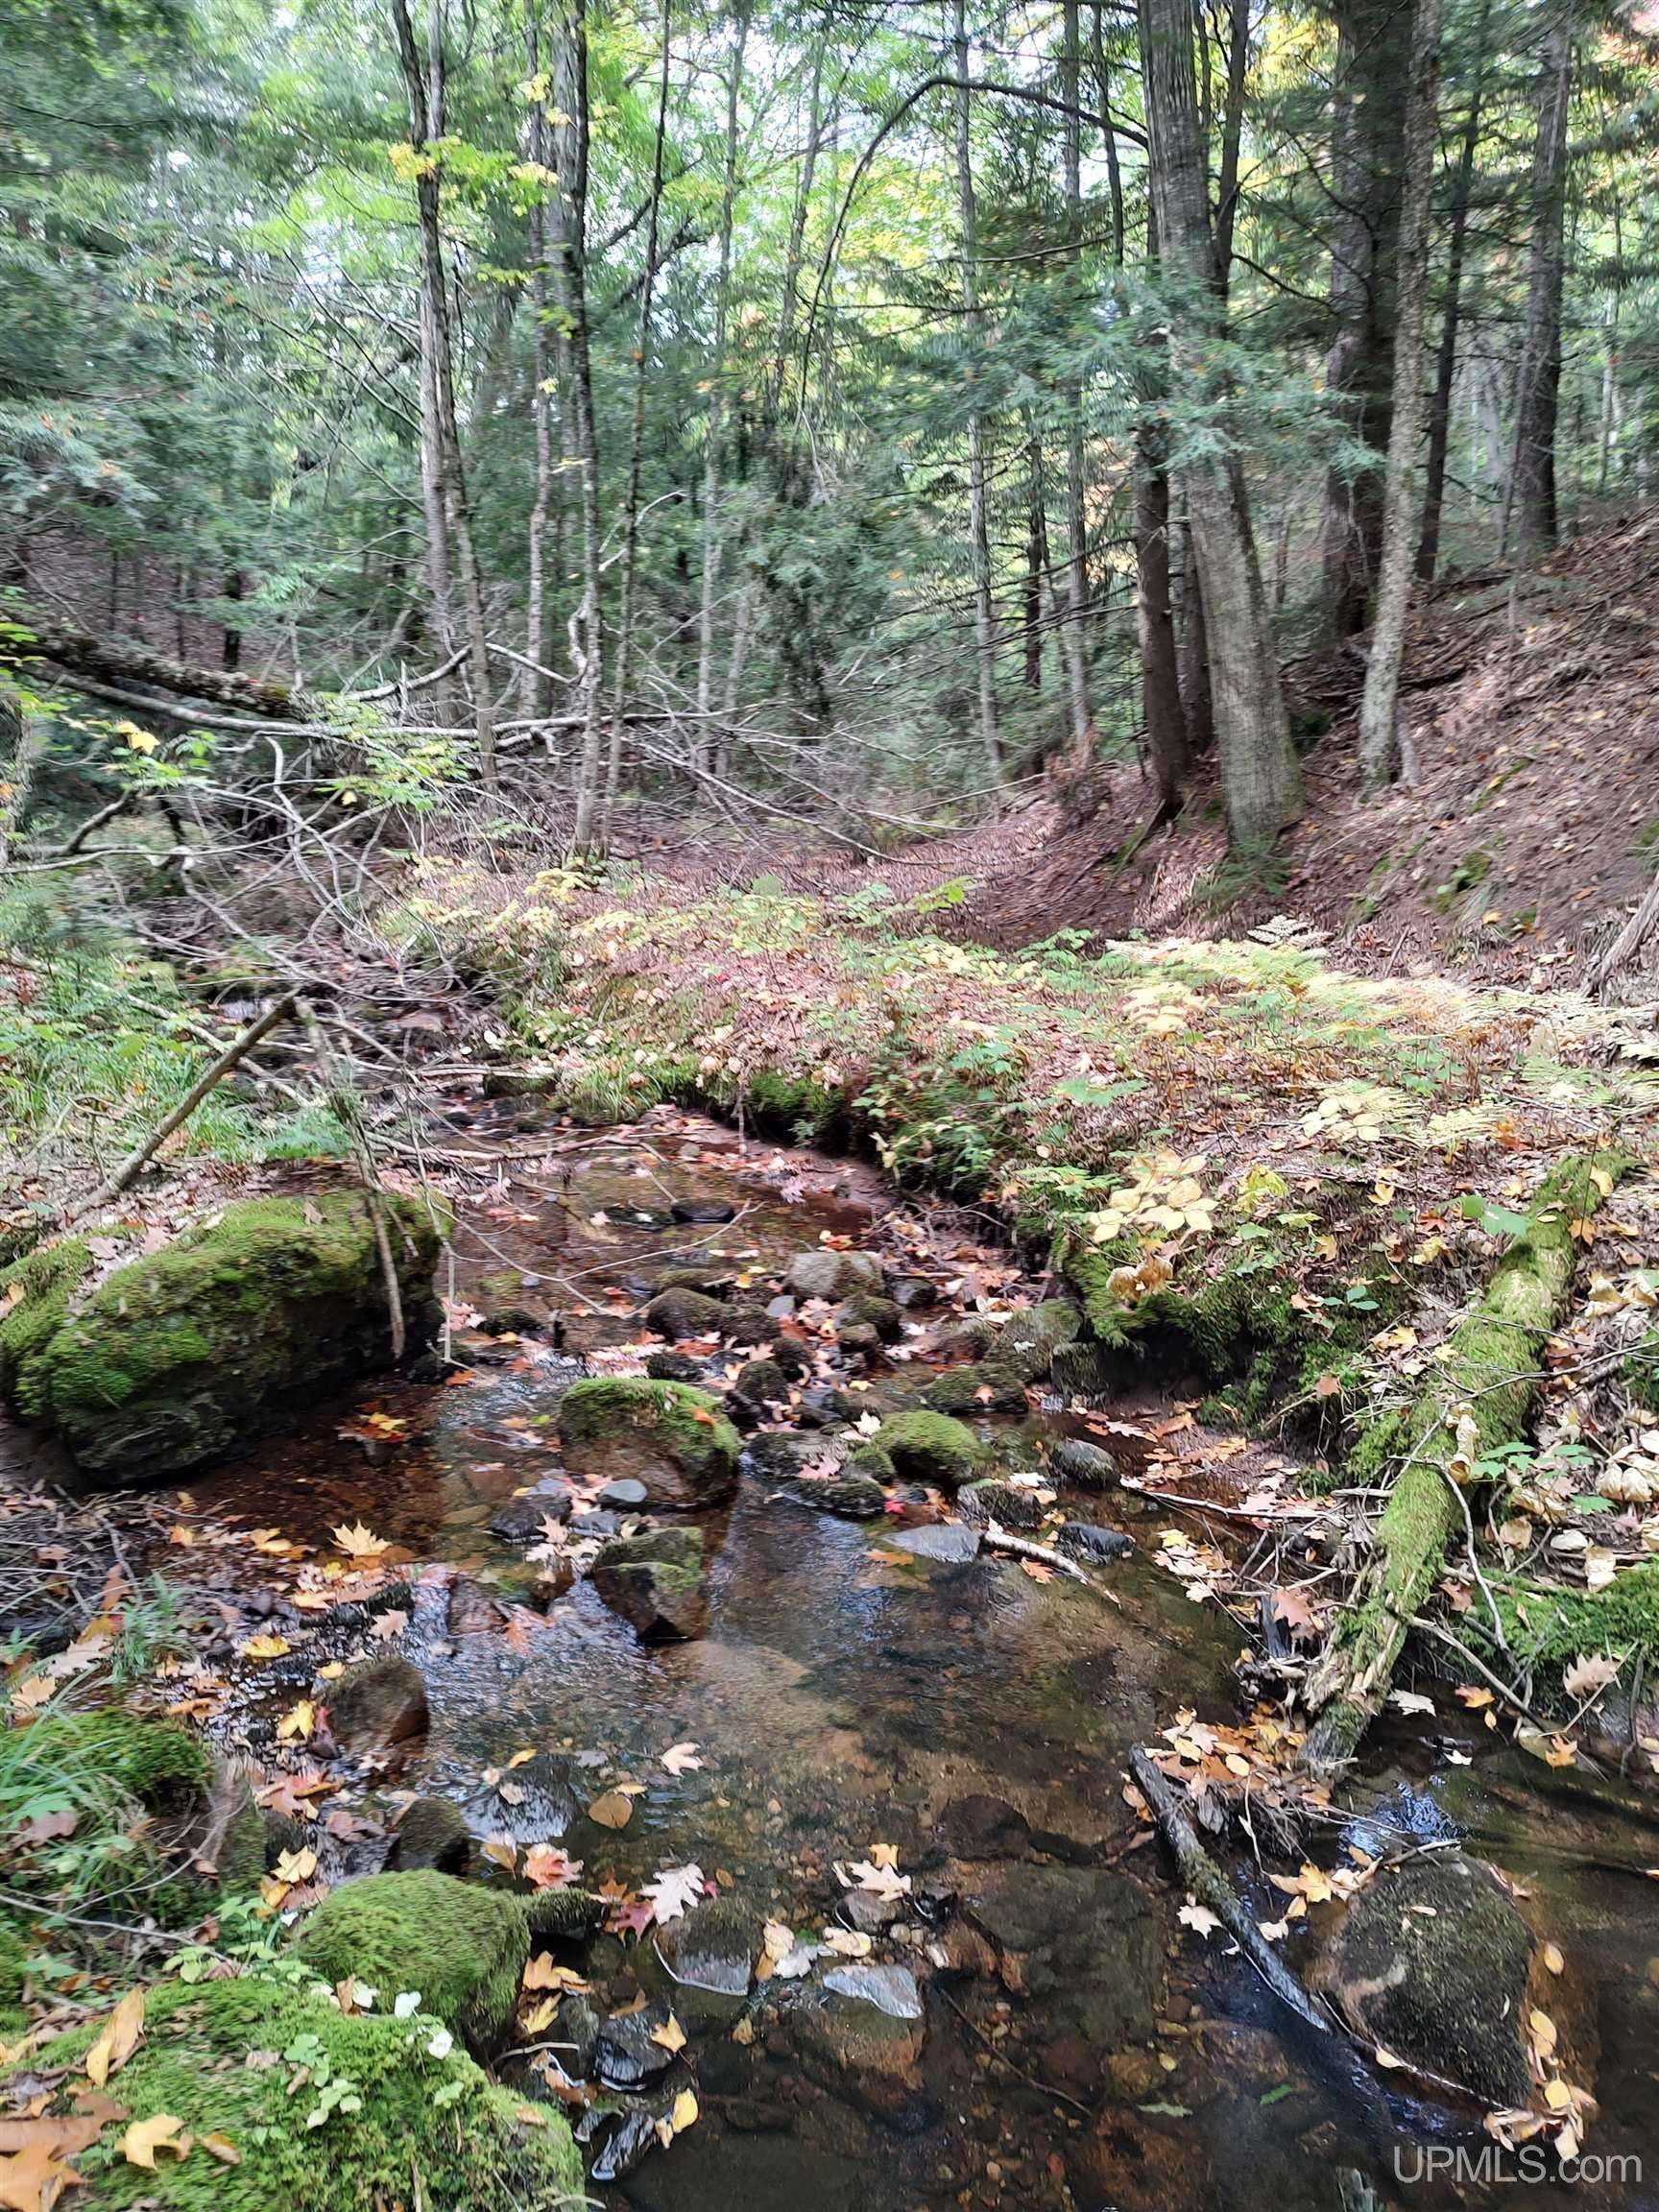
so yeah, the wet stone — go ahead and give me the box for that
[569,1508,625,1538]
[784,1248,884,1302]
[823,1963,922,2020]
[1049,1437,1119,1488]
[388,1795,472,1875]
[660,1895,756,1997]
[938,1793,1031,1860]
[1056,1521,1136,1560]
[643,1350,706,1383]
[670,1198,736,1224]
[595,2000,679,2090]
[797,1383,855,1427]
[473,1749,581,1841]
[956,1479,1046,1532]
[597,1478,649,1509]
[489,1493,566,1544]
[963,1863,1162,2051]
[887,1525,980,1564]
[887,1276,938,1310]
[642,1286,728,1339]
[328,1653,428,1755]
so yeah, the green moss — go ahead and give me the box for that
[844,1439,895,1482]
[878,1409,985,1486]
[557,1376,739,1502]
[25,1973,581,2211]
[296,1872,531,2050]
[0,1236,96,1413]
[920,1361,1027,1414]
[1479,1564,1659,1685]
[21,1709,211,1808]
[996,1300,1081,1380]
[0,1916,29,2034]
[5,1194,443,1484]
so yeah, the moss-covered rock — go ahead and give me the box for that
[18,1973,582,2211]
[589,1526,707,1639]
[1474,1562,1659,1696]
[7,1711,264,1923]
[920,1360,1029,1415]
[0,1193,443,1486]
[784,1248,883,1302]
[833,1293,903,1342]
[877,1409,985,1488]
[327,1653,429,1755]
[295,1870,553,2050]
[558,1376,739,1507]
[995,1300,1081,1381]
[641,1286,728,1339]
[956,1479,1045,1532]
[1309,1853,1538,2106]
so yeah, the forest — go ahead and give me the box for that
[2,0,1659,2205]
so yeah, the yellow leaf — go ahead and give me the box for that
[332,1521,389,1559]
[238,1634,290,1661]
[276,1699,316,1742]
[586,1791,633,1830]
[669,2088,698,2134]
[272,1847,317,1886]
[1544,2078,1574,2111]
[201,2134,241,2165]
[123,2114,190,2168]
[649,2014,687,2055]
[85,1984,145,2086]
[1528,2008,1557,2055]
[1542,1942,1565,1976]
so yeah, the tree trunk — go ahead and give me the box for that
[604,0,671,833]
[1504,9,1572,558]
[1139,0,1298,851]
[540,0,606,849]
[390,0,497,791]
[695,5,748,753]
[1357,0,1444,789]
[522,9,554,720]
[1212,0,1250,285]
[1415,15,1487,581]
[1023,419,1047,690]
[1134,208,1189,815]
[1318,0,1410,639]
[1176,520,1214,753]
[1059,0,1094,751]
[952,0,1001,783]
[1090,4,1125,266]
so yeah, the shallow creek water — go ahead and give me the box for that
[183,1106,1659,2212]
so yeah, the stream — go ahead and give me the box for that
[159,1104,1659,2211]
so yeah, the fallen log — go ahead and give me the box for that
[8,605,308,721]
[1128,1746,1330,2033]
[1300,1153,1620,1778]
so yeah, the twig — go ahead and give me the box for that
[298,998,406,1358]
[934,1985,1095,2116]
[67,993,297,1218]
[1128,1747,1331,2035]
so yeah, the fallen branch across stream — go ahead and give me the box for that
[1128,1747,1331,2035]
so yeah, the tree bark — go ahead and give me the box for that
[1139,0,1299,851]
[390,0,498,791]
[540,0,606,849]
[1318,0,1410,639]
[952,0,1002,783]
[522,7,554,720]
[1415,12,1487,582]
[695,5,749,753]
[1023,419,1048,690]
[1135,205,1189,817]
[604,0,672,834]
[1357,0,1443,790]
[1059,0,1094,751]
[1504,8,1573,557]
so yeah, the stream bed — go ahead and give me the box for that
[159,1105,1659,2212]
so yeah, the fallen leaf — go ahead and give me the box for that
[649,2015,687,2055]
[122,2114,189,2169]
[84,1986,144,2088]
[237,1634,290,1661]
[586,1791,633,1831]
[660,1742,703,1776]
[331,1522,389,1559]
[1178,1901,1222,1939]
[642,1863,705,1925]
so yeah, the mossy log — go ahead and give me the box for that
[1301,1155,1620,1778]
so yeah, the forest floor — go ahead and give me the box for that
[655,510,1659,996]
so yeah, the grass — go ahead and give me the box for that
[0,886,350,1201]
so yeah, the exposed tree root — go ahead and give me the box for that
[1300,1153,1621,1778]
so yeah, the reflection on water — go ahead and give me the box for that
[191,1108,1659,2212]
